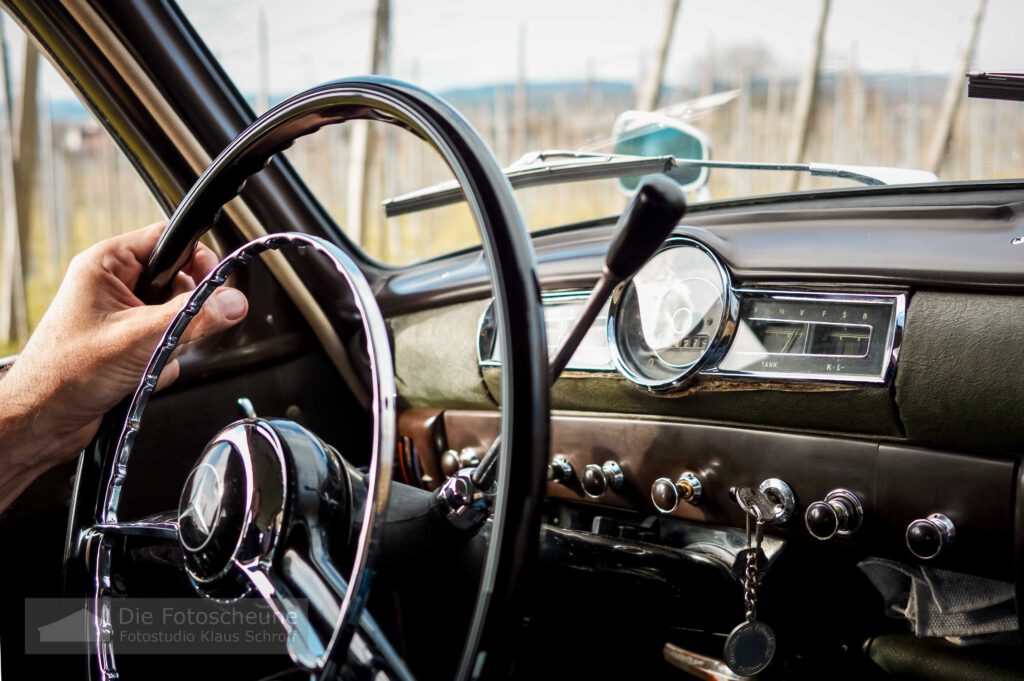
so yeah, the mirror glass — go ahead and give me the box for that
[613,113,710,193]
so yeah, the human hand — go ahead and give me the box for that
[0,222,248,506]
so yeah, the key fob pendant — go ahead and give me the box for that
[731,548,769,582]
[724,619,776,676]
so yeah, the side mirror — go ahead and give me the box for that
[612,111,711,195]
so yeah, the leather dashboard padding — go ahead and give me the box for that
[896,291,1024,453]
[391,298,497,410]
[483,367,902,436]
[865,634,1024,681]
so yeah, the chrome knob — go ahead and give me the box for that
[906,513,955,560]
[581,461,624,499]
[804,489,863,540]
[440,447,480,477]
[651,472,703,513]
[546,455,574,484]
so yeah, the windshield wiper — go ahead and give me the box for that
[382,150,938,217]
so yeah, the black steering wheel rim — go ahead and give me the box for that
[66,76,550,680]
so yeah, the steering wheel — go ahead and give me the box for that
[64,77,550,680]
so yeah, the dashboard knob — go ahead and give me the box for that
[440,447,480,477]
[804,489,863,540]
[651,478,679,513]
[651,472,704,513]
[581,461,624,499]
[547,455,574,484]
[906,513,955,560]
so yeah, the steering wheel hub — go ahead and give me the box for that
[179,421,289,597]
[178,446,229,553]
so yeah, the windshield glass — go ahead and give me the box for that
[181,0,1024,265]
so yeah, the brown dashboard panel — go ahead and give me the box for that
[409,409,1018,581]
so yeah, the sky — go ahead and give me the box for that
[170,0,1022,98]
[6,0,1020,106]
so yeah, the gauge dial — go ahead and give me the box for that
[608,239,733,390]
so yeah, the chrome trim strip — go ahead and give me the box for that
[94,512,179,541]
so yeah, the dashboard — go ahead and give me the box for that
[388,190,1024,591]
[463,235,1010,580]
[379,185,1024,678]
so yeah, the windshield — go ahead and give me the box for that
[182,0,1024,265]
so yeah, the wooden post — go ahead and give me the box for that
[256,7,269,113]
[514,25,527,155]
[14,39,39,277]
[39,79,60,275]
[925,0,988,176]
[345,0,390,255]
[786,0,831,191]
[493,83,509,165]
[637,0,682,111]
[0,24,27,345]
[905,59,920,168]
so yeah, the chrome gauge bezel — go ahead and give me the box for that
[709,288,906,385]
[606,236,739,393]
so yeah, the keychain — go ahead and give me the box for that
[724,496,776,676]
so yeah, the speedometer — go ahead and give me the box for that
[608,238,735,391]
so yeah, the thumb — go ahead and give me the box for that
[137,286,249,346]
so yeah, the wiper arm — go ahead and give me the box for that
[383,151,675,217]
[382,150,938,217]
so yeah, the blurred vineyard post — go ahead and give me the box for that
[636,0,682,111]
[346,0,391,256]
[926,0,988,174]
[786,0,831,191]
[0,26,37,346]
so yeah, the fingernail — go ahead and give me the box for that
[215,288,247,320]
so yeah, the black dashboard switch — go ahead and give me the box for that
[581,461,624,499]
[804,489,863,540]
[906,513,955,560]
[805,502,840,539]
[581,464,608,498]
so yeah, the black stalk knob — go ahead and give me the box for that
[603,175,687,282]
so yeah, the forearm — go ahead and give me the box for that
[0,365,74,514]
